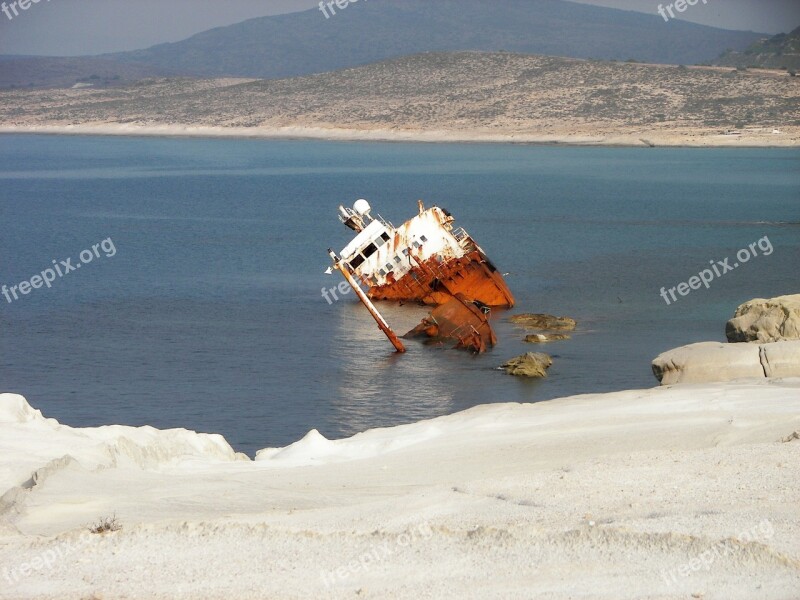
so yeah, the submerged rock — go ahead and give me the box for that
[501,352,553,378]
[524,333,571,343]
[509,313,577,331]
[726,294,800,343]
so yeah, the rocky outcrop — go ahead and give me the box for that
[524,333,571,344]
[510,314,576,331]
[726,294,800,343]
[760,341,800,378]
[652,342,763,385]
[501,352,553,378]
[652,340,800,385]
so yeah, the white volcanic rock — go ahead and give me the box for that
[652,342,764,385]
[653,340,800,385]
[1,384,800,599]
[726,294,800,343]
[761,341,800,378]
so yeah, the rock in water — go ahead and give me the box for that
[509,314,577,331]
[726,294,800,343]
[501,352,553,378]
[524,333,571,343]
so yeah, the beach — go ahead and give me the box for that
[2,379,799,599]
[1,123,799,148]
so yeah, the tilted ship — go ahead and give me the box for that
[327,199,514,353]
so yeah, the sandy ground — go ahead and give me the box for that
[1,379,799,599]
[1,124,799,147]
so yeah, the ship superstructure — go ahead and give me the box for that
[336,200,514,309]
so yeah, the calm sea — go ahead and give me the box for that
[1,135,797,456]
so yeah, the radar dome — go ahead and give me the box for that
[353,199,372,216]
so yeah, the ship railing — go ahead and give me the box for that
[452,227,470,245]
[374,214,395,230]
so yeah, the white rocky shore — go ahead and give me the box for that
[2,380,799,600]
[653,294,800,385]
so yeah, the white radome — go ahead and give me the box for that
[352,198,371,216]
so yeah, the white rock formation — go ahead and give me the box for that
[761,340,800,378]
[726,294,800,343]
[652,340,800,385]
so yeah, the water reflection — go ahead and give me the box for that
[329,297,458,435]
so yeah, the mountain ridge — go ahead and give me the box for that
[102,0,765,78]
[0,1,786,91]
[715,26,800,71]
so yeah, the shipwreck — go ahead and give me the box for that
[328,199,514,353]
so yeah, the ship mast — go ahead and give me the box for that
[327,249,406,354]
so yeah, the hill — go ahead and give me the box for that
[715,26,800,71]
[103,0,764,79]
[0,56,172,90]
[0,1,770,90]
[2,52,797,146]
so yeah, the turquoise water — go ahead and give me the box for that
[1,135,797,455]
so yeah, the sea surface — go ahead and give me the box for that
[1,135,797,456]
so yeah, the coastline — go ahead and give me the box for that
[2,123,799,147]
[2,379,799,599]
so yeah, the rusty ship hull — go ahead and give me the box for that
[329,199,514,353]
[338,201,514,309]
[369,249,514,307]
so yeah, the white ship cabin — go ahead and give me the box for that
[338,200,470,288]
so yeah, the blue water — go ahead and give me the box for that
[1,135,798,456]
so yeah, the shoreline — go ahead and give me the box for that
[2,123,799,147]
[2,380,799,598]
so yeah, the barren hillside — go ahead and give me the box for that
[2,52,798,145]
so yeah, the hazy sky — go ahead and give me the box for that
[1,0,798,57]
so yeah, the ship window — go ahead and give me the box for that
[378,269,386,277]
[385,263,393,272]
[349,254,365,270]
[412,241,421,249]
[402,248,410,256]
[362,243,378,258]
[394,256,402,264]
[420,235,428,243]
[375,235,387,248]
[370,276,379,285]
[381,232,390,242]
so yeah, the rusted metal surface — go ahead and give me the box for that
[369,250,514,307]
[404,294,497,353]
[338,203,514,309]
[331,200,514,353]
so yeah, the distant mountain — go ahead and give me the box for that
[103,0,763,78]
[0,0,770,90]
[715,26,800,71]
[0,56,171,90]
